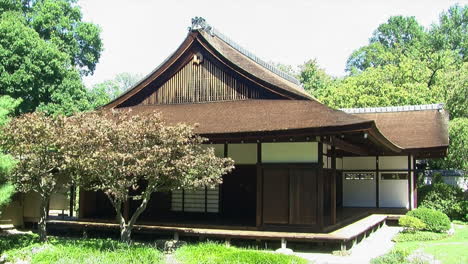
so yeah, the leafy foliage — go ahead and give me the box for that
[0,0,103,115]
[392,231,448,242]
[0,11,93,114]
[399,216,426,233]
[298,59,333,98]
[175,242,307,264]
[0,0,103,76]
[0,95,20,214]
[89,72,143,107]
[418,182,467,220]
[407,208,451,233]
[0,112,67,241]
[62,111,234,242]
[0,183,14,210]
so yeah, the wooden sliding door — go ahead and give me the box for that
[261,165,318,226]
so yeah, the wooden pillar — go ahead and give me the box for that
[413,156,418,209]
[317,142,324,229]
[69,185,75,217]
[376,156,380,208]
[407,155,412,210]
[78,189,85,218]
[256,142,263,228]
[330,146,337,225]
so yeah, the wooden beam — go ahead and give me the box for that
[329,137,369,156]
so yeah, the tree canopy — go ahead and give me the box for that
[0,0,103,115]
[62,111,234,242]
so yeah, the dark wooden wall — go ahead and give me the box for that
[259,164,320,230]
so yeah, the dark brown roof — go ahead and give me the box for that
[197,30,313,100]
[353,109,449,150]
[115,100,371,135]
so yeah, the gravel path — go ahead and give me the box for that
[294,225,402,264]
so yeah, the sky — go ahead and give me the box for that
[79,0,467,88]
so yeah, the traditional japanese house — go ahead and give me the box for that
[75,18,448,234]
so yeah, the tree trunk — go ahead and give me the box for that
[106,191,153,243]
[38,195,49,242]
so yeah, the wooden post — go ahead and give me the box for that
[413,157,418,209]
[408,155,412,210]
[317,142,324,229]
[256,142,263,228]
[69,185,75,217]
[174,232,179,241]
[331,146,337,225]
[376,156,379,208]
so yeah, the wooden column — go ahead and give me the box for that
[413,156,418,209]
[407,155,412,210]
[69,185,75,217]
[330,146,337,225]
[256,142,263,228]
[376,156,380,208]
[317,142,324,229]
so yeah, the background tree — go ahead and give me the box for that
[0,0,103,114]
[64,111,234,242]
[0,0,103,75]
[430,5,468,61]
[90,72,143,104]
[298,59,333,98]
[0,95,21,215]
[0,112,66,241]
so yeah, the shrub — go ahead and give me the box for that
[399,216,426,233]
[371,249,409,264]
[407,208,451,233]
[418,183,465,220]
[392,231,448,242]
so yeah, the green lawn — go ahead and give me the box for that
[175,242,307,264]
[1,235,163,264]
[0,235,306,264]
[373,223,468,264]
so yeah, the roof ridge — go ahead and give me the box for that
[340,103,444,114]
[190,17,302,86]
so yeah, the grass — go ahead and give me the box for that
[174,242,307,264]
[372,223,468,264]
[1,234,163,264]
[1,235,307,264]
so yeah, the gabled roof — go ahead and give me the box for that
[341,104,449,153]
[104,20,312,109]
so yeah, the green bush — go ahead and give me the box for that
[371,249,409,264]
[407,208,451,233]
[392,231,448,242]
[418,183,465,220]
[0,183,15,212]
[399,216,426,233]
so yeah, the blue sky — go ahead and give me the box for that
[79,0,467,88]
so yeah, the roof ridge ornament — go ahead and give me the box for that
[188,17,302,86]
[190,17,212,34]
